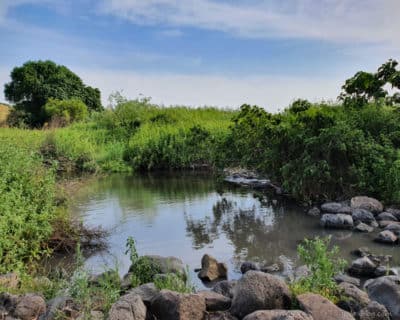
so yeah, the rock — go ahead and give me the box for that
[128,283,159,306]
[307,207,320,216]
[212,280,237,299]
[240,261,259,274]
[0,273,19,289]
[108,293,146,320]
[133,255,186,276]
[338,282,370,313]
[374,266,389,277]
[293,265,310,281]
[355,223,374,233]
[198,254,228,282]
[197,291,231,311]
[206,311,238,320]
[352,247,371,257]
[350,196,383,214]
[321,202,343,213]
[0,293,18,318]
[352,209,376,225]
[386,208,400,220]
[357,301,390,320]
[297,293,354,320]
[151,290,206,320]
[348,257,377,277]
[334,274,361,287]
[320,213,353,229]
[13,294,46,320]
[379,220,400,228]
[384,223,400,235]
[121,272,133,291]
[41,295,78,320]
[229,271,292,319]
[365,276,400,319]
[376,212,398,222]
[261,263,280,273]
[243,310,313,320]
[374,230,398,244]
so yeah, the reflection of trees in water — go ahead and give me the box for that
[185,197,316,265]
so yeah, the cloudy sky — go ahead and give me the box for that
[0,0,399,111]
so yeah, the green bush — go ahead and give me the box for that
[290,236,346,302]
[0,142,56,273]
[44,98,88,125]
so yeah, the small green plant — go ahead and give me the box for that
[290,236,346,302]
[154,266,195,293]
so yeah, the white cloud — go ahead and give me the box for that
[75,67,344,112]
[99,0,400,46]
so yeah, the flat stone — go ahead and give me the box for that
[350,196,383,214]
[377,212,398,221]
[375,230,398,244]
[355,222,374,232]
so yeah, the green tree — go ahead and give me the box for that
[4,60,102,126]
[44,98,88,125]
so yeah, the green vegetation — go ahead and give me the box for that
[290,236,346,302]
[5,60,102,126]
[44,98,89,126]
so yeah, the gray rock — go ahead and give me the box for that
[352,209,376,225]
[206,311,238,320]
[352,247,371,257]
[293,265,310,281]
[198,254,228,282]
[240,261,259,274]
[379,220,400,228]
[307,207,320,216]
[357,301,390,320]
[321,202,343,213]
[374,266,389,277]
[151,290,206,320]
[243,310,313,320]
[365,276,400,320]
[376,212,398,222]
[229,271,292,319]
[128,283,159,306]
[320,213,353,229]
[13,294,46,320]
[212,280,237,299]
[135,255,186,276]
[386,208,400,220]
[196,291,231,311]
[261,263,280,273]
[355,223,374,233]
[384,223,400,235]
[374,230,398,244]
[109,293,146,320]
[334,274,361,287]
[297,293,354,320]
[351,196,383,214]
[40,295,77,320]
[338,282,370,313]
[348,257,377,277]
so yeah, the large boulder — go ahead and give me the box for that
[229,271,292,319]
[354,223,374,233]
[243,310,312,320]
[376,212,398,222]
[240,261,259,274]
[13,293,46,320]
[321,202,344,213]
[334,274,361,287]
[350,196,383,214]
[348,257,377,277]
[357,301,390,320]
[212,280,237,299]
[384,223,400,236]
[386,208,400,220]
[297,293,354,320]
[365,276,400,320]
[374,230,398,244]
[352,209,376,225]
[337,282,370,313]
[151,290,206,320]
[108,293,146,320]
[132,255,186,276]
[197,291,231,311]
[127,283,159,306]
[320,214,353,229]
[198,254,228,282]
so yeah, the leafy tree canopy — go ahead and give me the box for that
[4,60,102,126]
[340,59,400,106]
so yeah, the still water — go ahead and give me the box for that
[70,173,400,287]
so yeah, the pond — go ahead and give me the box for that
[69,173,400,288]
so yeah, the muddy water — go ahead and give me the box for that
[69,173,400,288]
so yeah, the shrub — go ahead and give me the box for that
[290,236,346,302]
[44,98,88,126]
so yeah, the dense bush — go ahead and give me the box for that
[0,142,56,273]
[226,101,400,202]
[44,98,88,126]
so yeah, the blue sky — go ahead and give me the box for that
[0,0,399,111]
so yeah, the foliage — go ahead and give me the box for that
[44,98,88,126]
[290,236,346,302]
[0,141,56,273]
[4,60,102,126]
[154,271,194,293]
[340,59,400,106]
